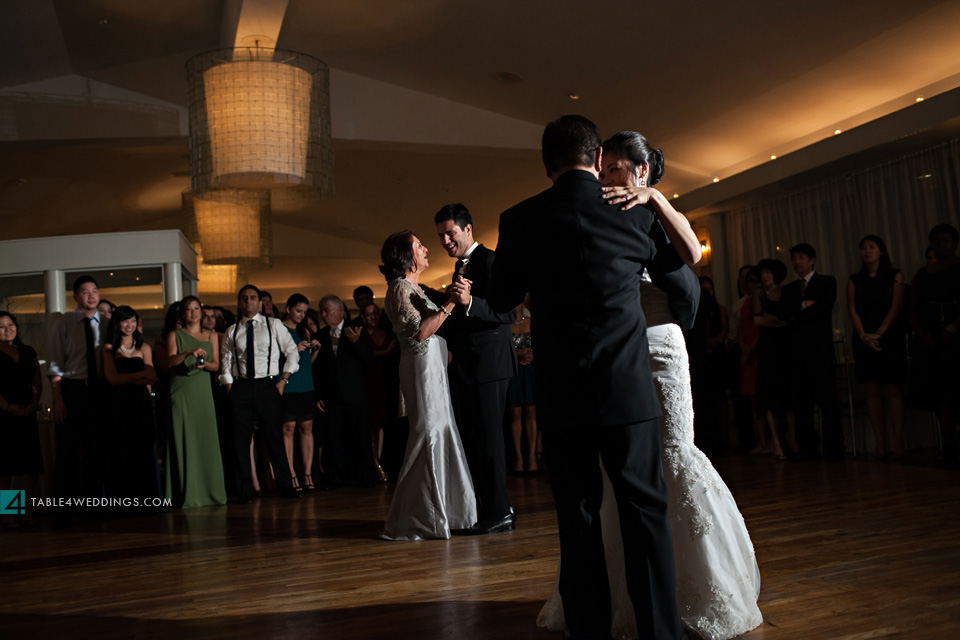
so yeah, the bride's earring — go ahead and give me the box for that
[639,178,646,187]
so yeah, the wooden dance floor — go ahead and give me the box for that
[2,455,958,639]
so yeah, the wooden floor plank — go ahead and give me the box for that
[1,454,958,639]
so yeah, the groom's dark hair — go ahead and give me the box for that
[434,203,473,231]
[542,115,601,175]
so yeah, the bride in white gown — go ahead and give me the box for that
[537,132,763,639]
[379,230,477,541]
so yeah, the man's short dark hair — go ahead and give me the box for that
[434,203,473,230]
[72,275,98,295]
[237,284,261,302]
[353,286,373,301]
[541,115,602,175]
[929,223,960,244]
[789,243,817,261]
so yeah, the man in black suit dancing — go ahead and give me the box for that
[489,115,696,639]
[435,203,517,534]
[780,242,844,460]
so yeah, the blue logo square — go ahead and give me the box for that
[0,490,26,515]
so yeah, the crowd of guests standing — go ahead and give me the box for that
[720,223,960,463]
[2,224,958,528]
[0,276,427,526]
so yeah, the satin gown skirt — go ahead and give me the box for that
[381,336,477,541]
[538,322,763,640]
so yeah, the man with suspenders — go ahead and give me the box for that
[220,285,302,503]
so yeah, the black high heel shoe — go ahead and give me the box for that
[303,474,316,491]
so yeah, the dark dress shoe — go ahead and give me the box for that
[453,511,516,536]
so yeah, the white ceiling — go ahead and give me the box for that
[2,0,960,306]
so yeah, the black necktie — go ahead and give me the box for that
[84,316,97,383]
[246,319,256,379]
[800,278,807,298]
[453,259,464,283]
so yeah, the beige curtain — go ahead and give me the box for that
[719,137,960,339]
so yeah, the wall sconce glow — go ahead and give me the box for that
[770,155,777,160]
[673,193,679,199]
[700,241,709,253]
[916,96,924,103]
[712,178,720,183]
[568,94,580,100]
[834,129,842,135]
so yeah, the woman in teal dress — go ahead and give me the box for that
[165,295,227,507]
[280,293,321,492]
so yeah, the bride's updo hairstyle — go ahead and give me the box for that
[602,131,664,186]
[379,230,417,282]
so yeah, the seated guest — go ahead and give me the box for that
[781,243,843,460]
[315,294,376,488]
[908,223,960,460]
[847,235,906,459]
[280,294,321,492]
[103,305,161,510]
[0,312,43,529]
[166,296,226,508]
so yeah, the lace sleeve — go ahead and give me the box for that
[385,279,431,354]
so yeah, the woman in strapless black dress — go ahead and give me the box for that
[103,306,161,512]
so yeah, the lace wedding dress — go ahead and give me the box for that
[380,278,477,540]
[538,275,763,639]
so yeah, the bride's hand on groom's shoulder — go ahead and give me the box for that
[601,185,658,210]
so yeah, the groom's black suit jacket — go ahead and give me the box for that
[489,168,697,639]
[446,244,518,384]
[490,169,699,429]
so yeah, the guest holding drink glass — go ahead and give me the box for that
[165,296,226,507]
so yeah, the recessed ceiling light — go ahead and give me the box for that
[834,129,842,135]
[712,177,719,183]
[673,193,679,199]
[568,94,580,100]
[916,96,924,103]
[770,155,777,160]
[97,18,109,25]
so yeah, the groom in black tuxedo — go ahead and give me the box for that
[489,115,696,639]
[435,203,517,534]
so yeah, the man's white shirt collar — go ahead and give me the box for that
[462,242,479,261]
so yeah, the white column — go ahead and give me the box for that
[162,262,183,305]
[43,270,66,314]
[186,277,198,297]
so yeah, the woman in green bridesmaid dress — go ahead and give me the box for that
[165,295,227,508]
